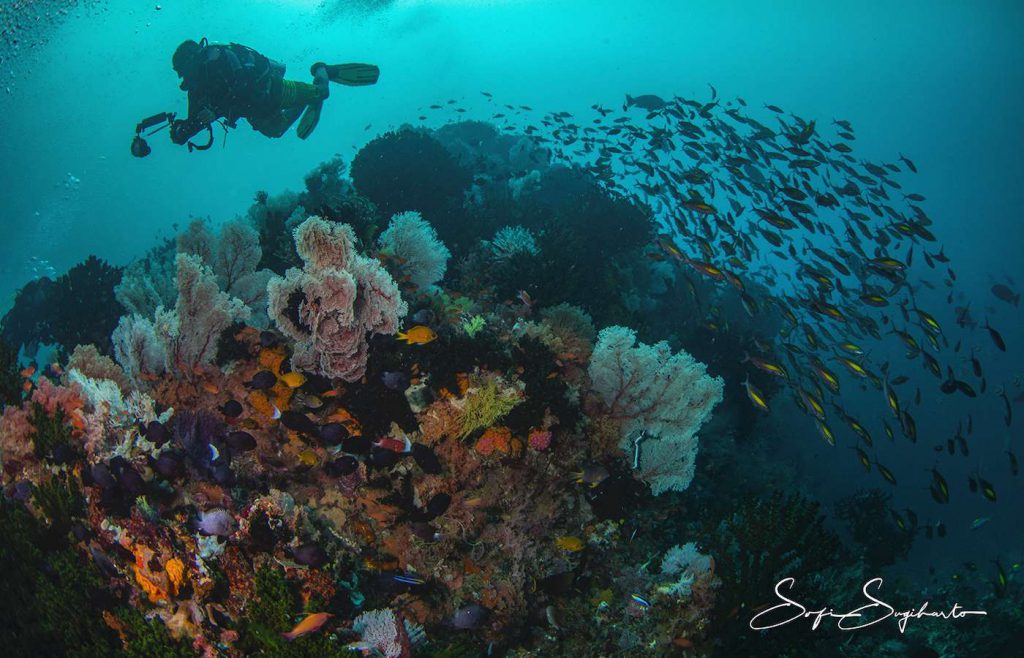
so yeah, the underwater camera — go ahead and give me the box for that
[131,111,177,158]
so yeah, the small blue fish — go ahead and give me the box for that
[393,574,426,586]
[382,371,410,392]
[630,593,651,607]
[971,516,991,530]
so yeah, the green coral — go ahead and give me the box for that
[0,339,21,408]
[461,314,486,338]
[699,491,844,657]
[0,499,118,657]
[32,470,84,534]
[459,375,521,438]
[237,565,350,658]
[29,402,74,461]
[115,607,194,658]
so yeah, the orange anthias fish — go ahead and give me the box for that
[397,325,437,345]
[282,612,333,641]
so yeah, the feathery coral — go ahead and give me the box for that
[377,211,451,290]
[588,326,723,494]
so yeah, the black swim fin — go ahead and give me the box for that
[296,101,323,140]
[314,63,380,86]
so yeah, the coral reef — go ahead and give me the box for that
[0,119,991,658]
[1,255,125,357]
[267,217,408,381]
[377,211,451,291]
[588,326,724,494]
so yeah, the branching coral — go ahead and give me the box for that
[177,218,275,312]
[115,239,178,319]
[267,217,407,381]
[156,254,251,376]
[456,373,524,438]
[700,491,841,652]
[1,256,125,357]
[588,326,723,494]
[112,313,168,383]
[66,344,130,391]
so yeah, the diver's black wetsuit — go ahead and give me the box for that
[171,42,322,144]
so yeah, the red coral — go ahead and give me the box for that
[474,426,513,456]
[527,429,552,451]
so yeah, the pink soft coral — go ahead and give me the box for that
[267,217,407,381]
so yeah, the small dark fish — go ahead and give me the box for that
[409,522,440,542]
[226,431,257,452]
[969,475,978,493]
[993,558,1008,597]
[151,451,184,478]
[936,522,947,538]
[1009,450,1019,476]
[999,390,1012,426]
[411,443,443,474]
[876,461,897,485]
[991,283,1020,306]
[369,447,400,468]
[624,93,667,111]
[325,456,359,477]
[145,421,170,447]
[450,603,488,630]
[382,371,410,392]
[343,436,372,455]
[89,545,120,578]
[955,380,977,398]
[259,331,280,348]
[248,370,278,390]
[291,544,328,568]
[425,493,451,519]
[280,410,317,435]
[89,462,117,489]
[318,422,350,445]
[221,400,243,418]
[984,322,1006,352]
[979,477,997,502]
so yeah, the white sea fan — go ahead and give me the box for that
[112,313,167,383]
[658,542,713,598]
[378,211,451,290]
[486,225,539,260]
[588,325,724,494]
[352,608,405,658]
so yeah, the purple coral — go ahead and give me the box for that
[267,217,407,381]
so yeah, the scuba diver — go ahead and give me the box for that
[165,38,379,149]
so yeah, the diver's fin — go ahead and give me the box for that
[296,101,323,140]
[325,63,380,86]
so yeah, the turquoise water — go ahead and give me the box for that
[3,1,1022,298]
[1,1,1023,655]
